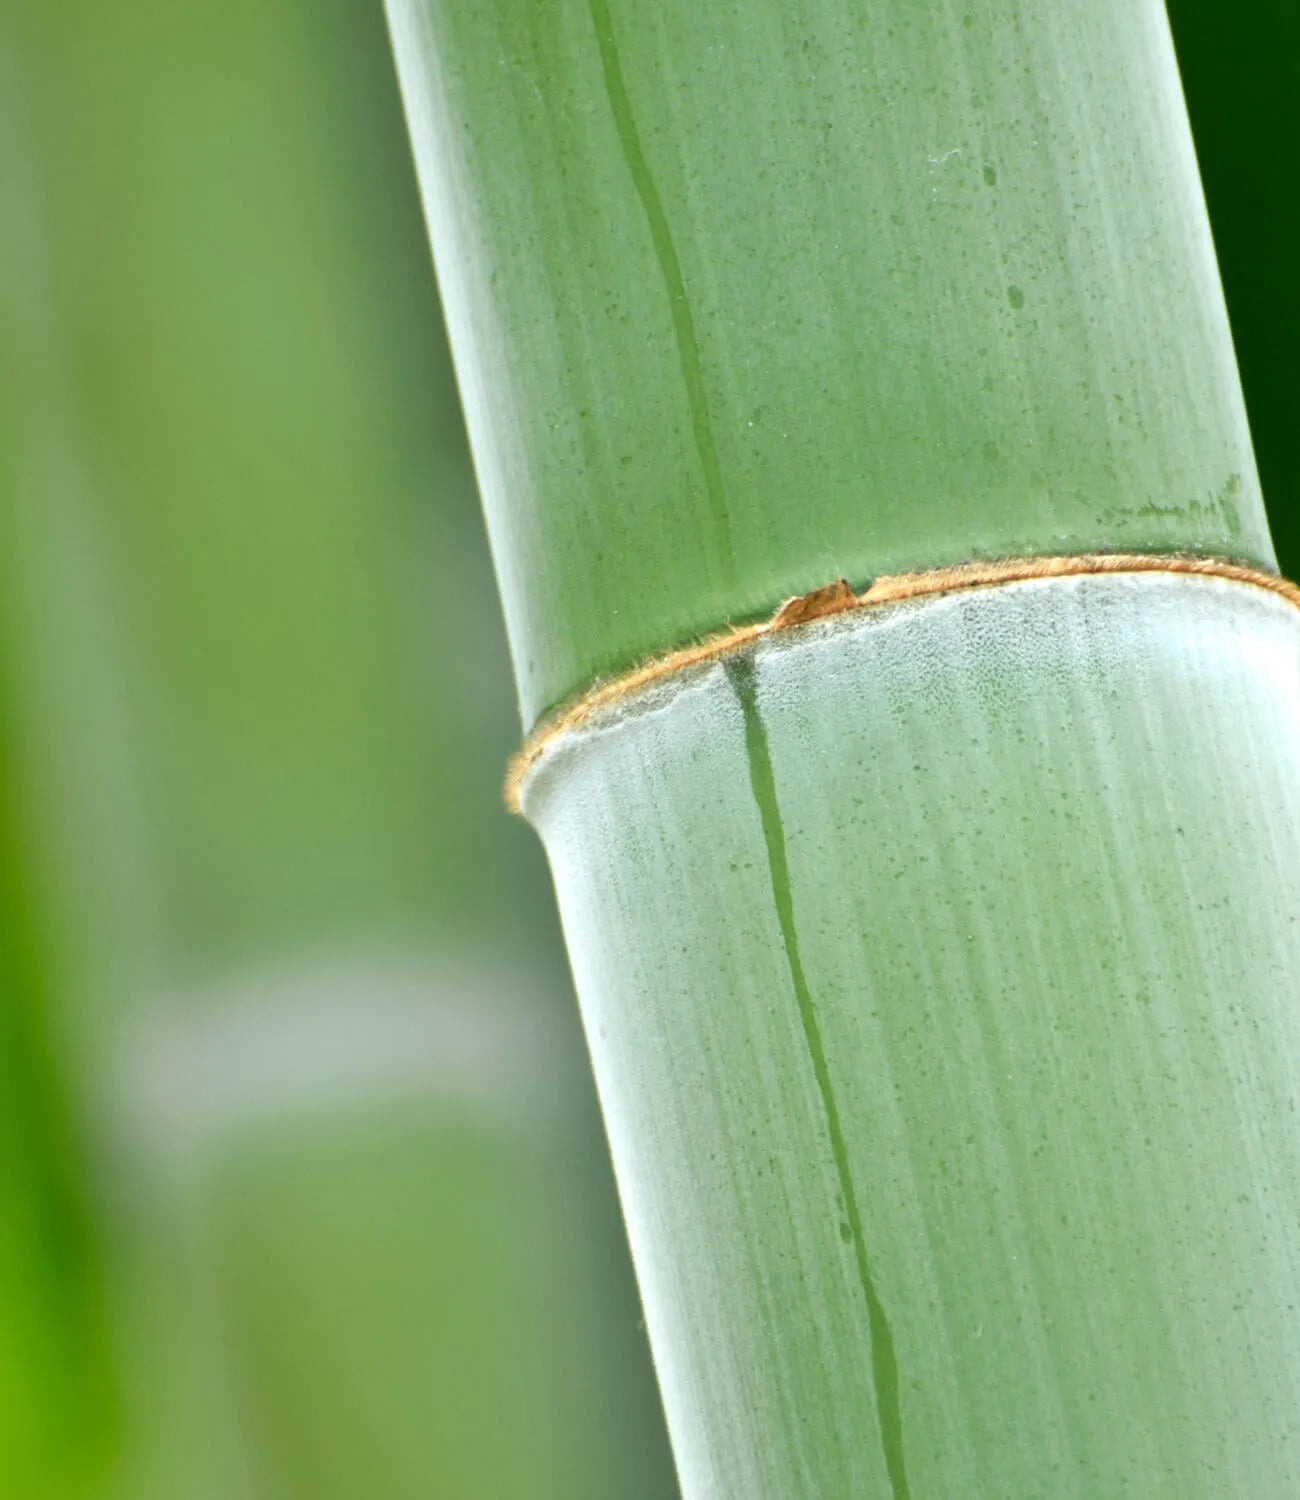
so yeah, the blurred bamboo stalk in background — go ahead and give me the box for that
[3,2,673,1497]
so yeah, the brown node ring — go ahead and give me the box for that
[506,553,1300,815]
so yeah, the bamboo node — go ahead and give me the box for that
[505,552,1300,814]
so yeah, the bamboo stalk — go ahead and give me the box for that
[387,2,1300,1492]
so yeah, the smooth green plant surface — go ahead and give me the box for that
[528,574,1300,1497]
[387,0,1268,726]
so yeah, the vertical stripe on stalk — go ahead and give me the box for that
[727,652,911,1500]
[586,0,735,583]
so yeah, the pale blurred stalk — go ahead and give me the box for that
[3,3,672,1497]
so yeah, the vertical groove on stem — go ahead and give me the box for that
[586,0,736,585]
[727,653,911,1500]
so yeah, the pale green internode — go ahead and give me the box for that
[527,573,1300,1498]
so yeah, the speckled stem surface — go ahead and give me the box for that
[387,0,1269,728]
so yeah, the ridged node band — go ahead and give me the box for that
[506,554,1300,815]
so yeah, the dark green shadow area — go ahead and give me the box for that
[1169,0,1300,573]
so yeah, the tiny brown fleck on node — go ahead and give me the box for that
[772,579,857,628]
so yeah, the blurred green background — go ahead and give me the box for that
[2,2,674,1496]
[0,2,1294,1497]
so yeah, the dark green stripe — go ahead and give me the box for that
[728,652,911,1500]
[587,0,735,584]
